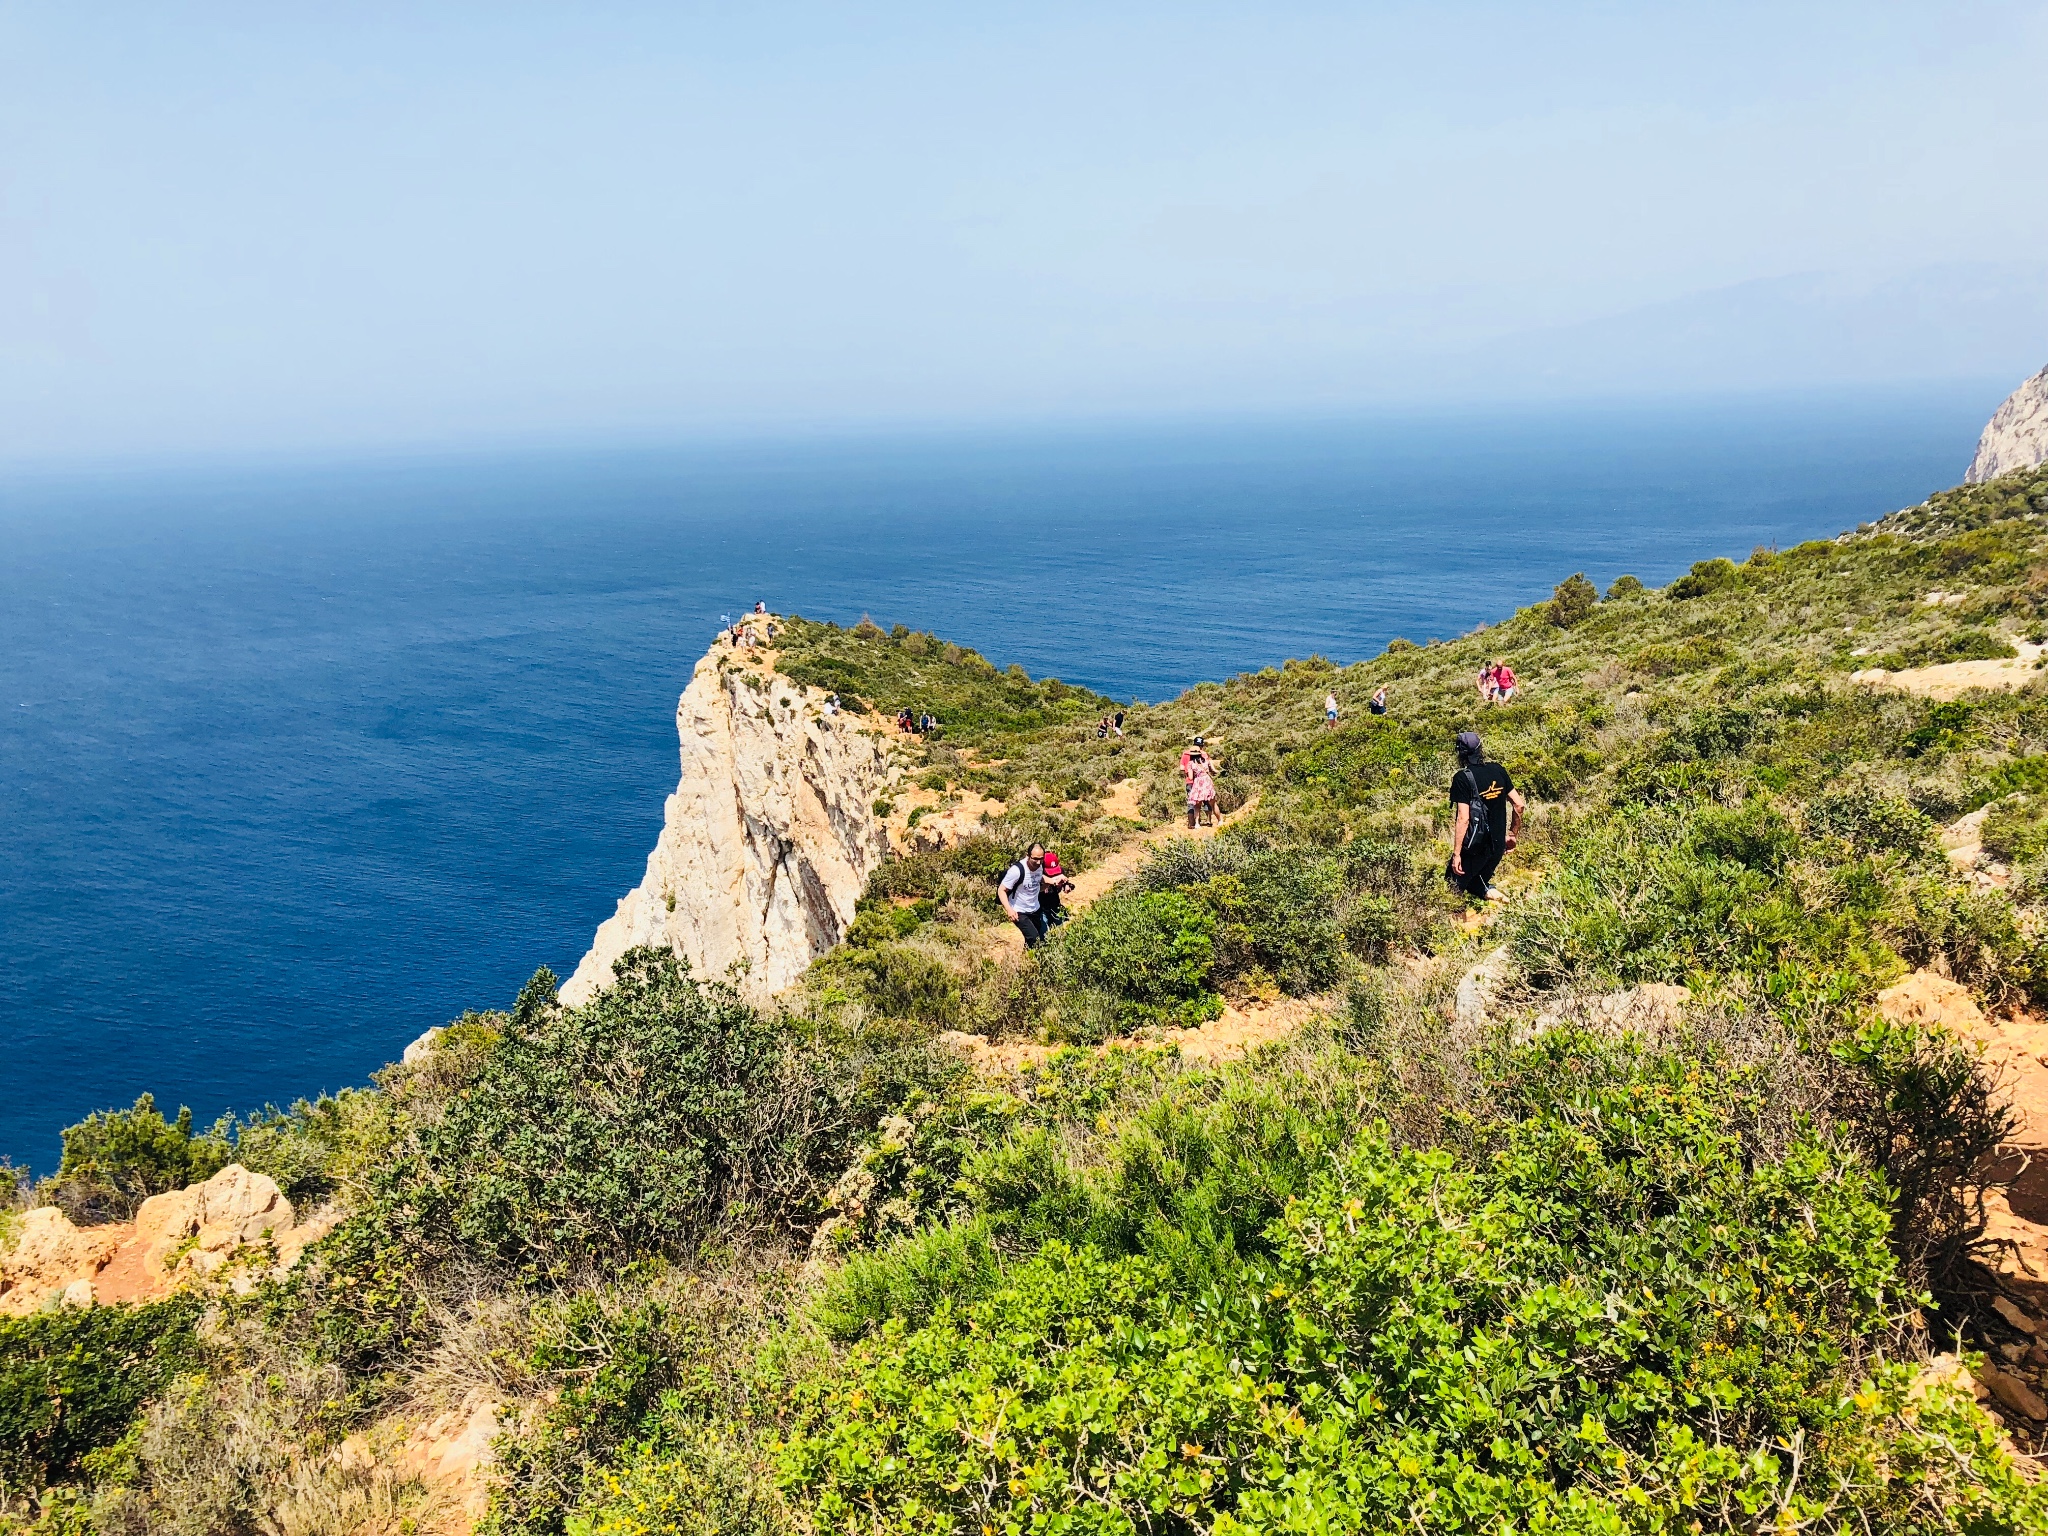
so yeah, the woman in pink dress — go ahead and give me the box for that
[1182,738,1219,829]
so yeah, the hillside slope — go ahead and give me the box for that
[8,466,2048,1534]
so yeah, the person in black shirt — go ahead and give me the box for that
[1446,730,1524,901]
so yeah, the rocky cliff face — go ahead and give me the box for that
[1968,364,2048,483]
[561,639,900,1006]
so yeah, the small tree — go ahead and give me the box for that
[47,1093,230,1222]
[1548,572,1598,628]
[1606,574,1644,599]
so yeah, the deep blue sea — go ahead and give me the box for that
[0,391,2004,1168]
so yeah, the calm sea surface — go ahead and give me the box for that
[0,393,2002,1167]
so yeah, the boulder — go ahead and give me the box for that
[130,1164,296,1282]
[0,1208,124,1315]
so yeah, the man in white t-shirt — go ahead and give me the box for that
[999,844,1049,948]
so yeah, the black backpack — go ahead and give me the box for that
[1458,768,1491,851]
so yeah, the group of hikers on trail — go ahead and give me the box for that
[1320,685,1392,728]
[998,844,1075,948]
[1095,711,1125,738]
[1477,659,1518,703]
[997,725,1520,953]
[895,709,939,735]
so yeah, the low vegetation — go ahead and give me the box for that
[8,464,2048,1534]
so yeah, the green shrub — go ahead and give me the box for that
[565,1425,787,1536]
[485,1270,758,1536]
[1904,700,1977,757]
[1606,573,1644,598]
[813,1217,1003,1341]
[43,1095,230,1223]
[821,943,959,1027]
[0,1295,200,1494]
[779,1044,2039,1534]
[1508,803,1898,990]
[1668,555,1740,599]
[1981,793,2048,864]
[1874,628,2017,670]
[1806,787,1940,863]
[425,956,787,1271]
[1547,571,1597,627]
[1183,852,1347,994]
[215,1086,396,1205]
[1830,1015,2014,1287]
[1049,891,1218,1031]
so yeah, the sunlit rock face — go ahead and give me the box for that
[562,640,898,1007]
[1967,364,2048,483]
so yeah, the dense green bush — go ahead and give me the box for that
[424,956,789,1270]
[817,942,960,1028]
[779,1042,2042,1533]
[42,1095,230,1222]
[1874,628,2017,670]
[1668,555,1741,599]
[1547,571,1597,627]
[485,1270,759,1536]
[1048,891,1219,1033]
[0,1296,200,1496]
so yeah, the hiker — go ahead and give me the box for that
[1476,664,1498,704]
[754,601,766,613]
[999,844,1050,948]
[1113,710,1124,737]
[1369,685,1388,717]
[1325,691,1340,729]
[1040,850,1076,926]
[1095,714,1110,739]
[1492,660,1518,702]
[1181,737,1221,829]
[1446,730,1523,902]
[823,693,839,717]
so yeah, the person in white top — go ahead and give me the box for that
[1325,692,1339,729]
[998,844,1049,948]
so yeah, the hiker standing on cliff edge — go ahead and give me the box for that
[1446,730,1523,902]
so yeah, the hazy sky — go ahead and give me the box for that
[3,2,2045,463]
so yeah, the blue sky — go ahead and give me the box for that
[2,2,2045,463]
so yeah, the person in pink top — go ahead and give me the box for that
[1181,737,1220,829]
[1492,660,1518,702]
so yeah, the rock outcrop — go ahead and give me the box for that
[1967,364,2048,483]
[562,633,901,1006]
[0,1164,335,1314]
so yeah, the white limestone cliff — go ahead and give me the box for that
[561,638,900,1006]
[1967,364,2048,483]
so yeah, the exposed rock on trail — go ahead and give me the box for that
[0,1164,335,1314]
